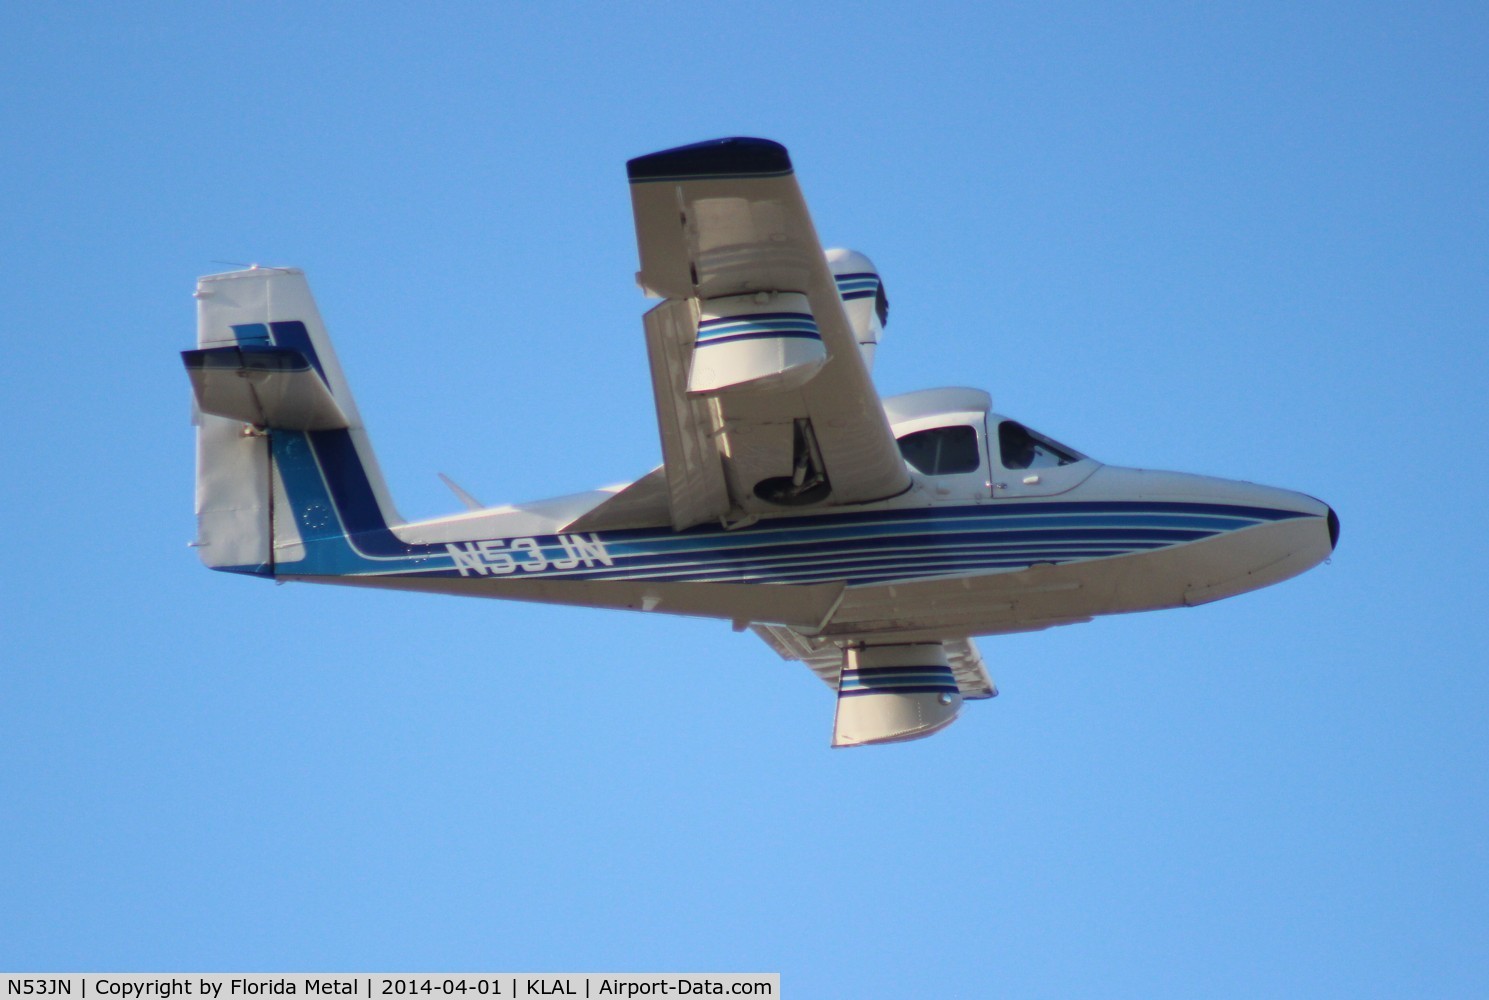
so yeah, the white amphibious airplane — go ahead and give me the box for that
[184,137,1338,747]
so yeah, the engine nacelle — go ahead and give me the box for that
[688,291,826,395]
[831,642,962,747]
[827,248,887,373]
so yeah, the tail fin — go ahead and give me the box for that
[185,268,403,576]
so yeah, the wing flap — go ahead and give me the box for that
[642,299,731,530]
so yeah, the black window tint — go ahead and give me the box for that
[897,425,980,476]
[999,420,1079,470]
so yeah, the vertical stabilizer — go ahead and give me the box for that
[188,268,402,575]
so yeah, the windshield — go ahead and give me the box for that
[998,420,1082,470]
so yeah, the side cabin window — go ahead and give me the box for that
[897,425,980,476]
[998,420,1080,470]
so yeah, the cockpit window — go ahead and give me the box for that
[897,425,980,476]
[998,421,1081,470]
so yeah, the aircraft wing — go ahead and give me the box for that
[628,137,912,530]
[751,624,999,700]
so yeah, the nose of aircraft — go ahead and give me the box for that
[1074,466,1337,601]
[1082,466,1330,519]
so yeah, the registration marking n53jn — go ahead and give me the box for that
[446,534,613,576]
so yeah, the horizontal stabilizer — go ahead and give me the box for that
[183,345,349,430]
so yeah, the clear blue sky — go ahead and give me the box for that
[3,3,1485,995]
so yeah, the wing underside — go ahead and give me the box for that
[628,138,911,531]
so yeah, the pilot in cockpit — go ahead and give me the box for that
[999,421,1038,470]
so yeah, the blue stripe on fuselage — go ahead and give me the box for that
[265,397,1312,584]
[249,317,1315,586]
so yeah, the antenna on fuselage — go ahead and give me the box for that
[438,473,485,511]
